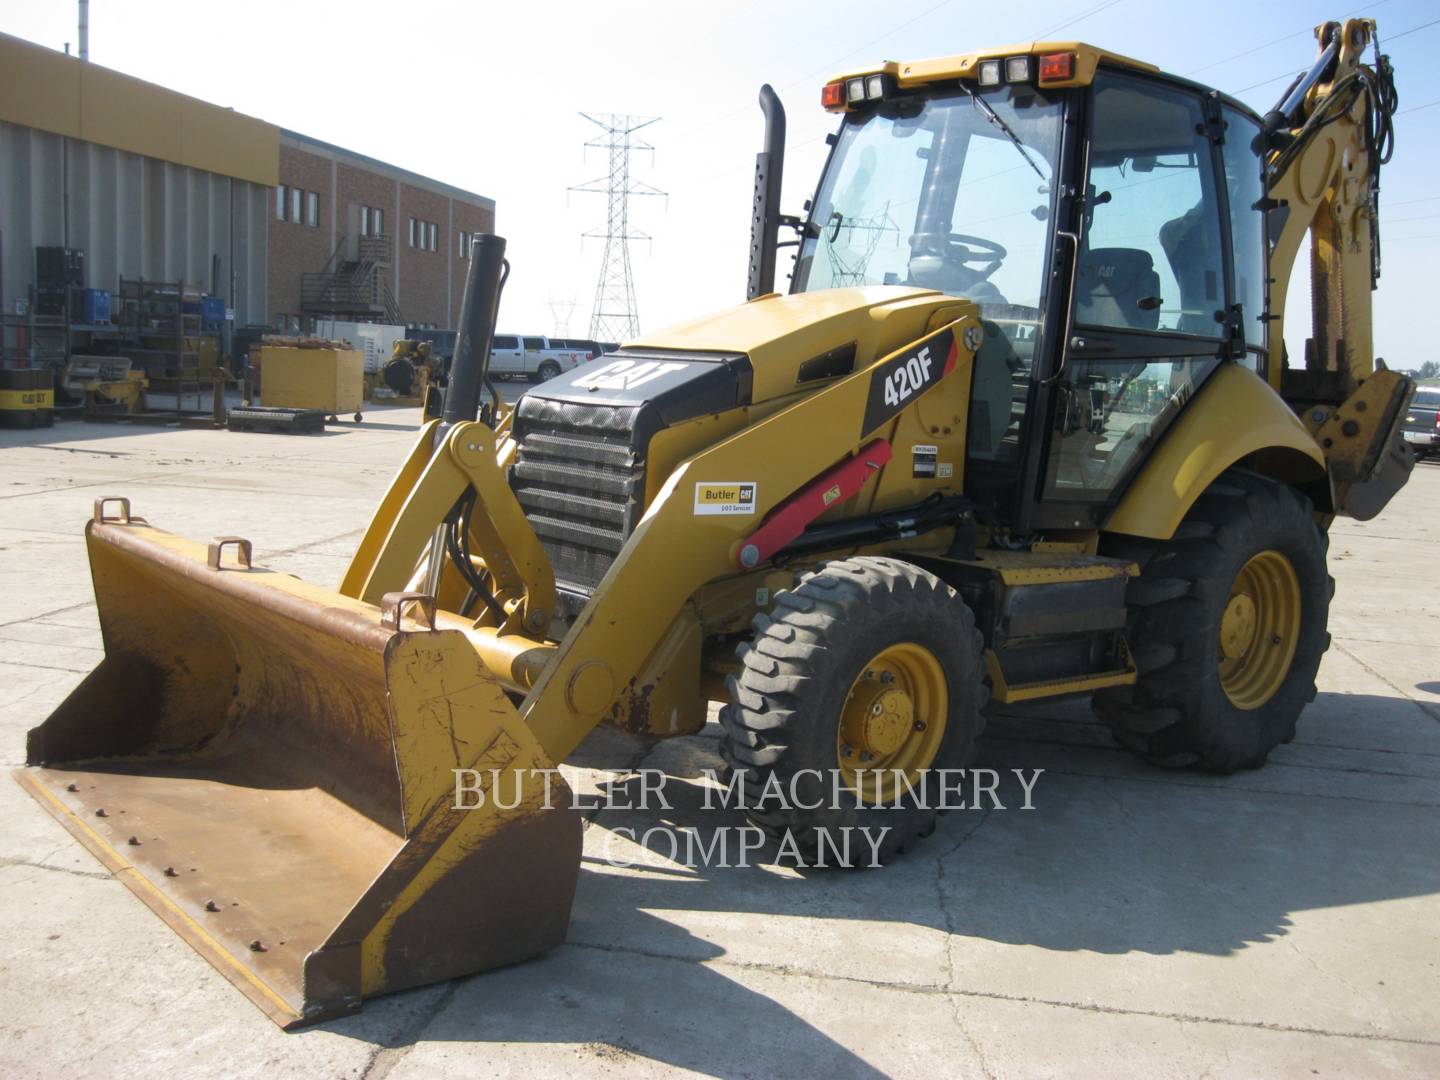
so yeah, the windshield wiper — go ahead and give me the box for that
[959,84,1047,183]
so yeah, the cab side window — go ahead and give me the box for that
[1081,76,1226,337]
[1042,74,1229,508]
[1222,107,1268,363]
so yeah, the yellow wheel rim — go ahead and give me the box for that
[837,642,948,803]
[1218,549,1302,710]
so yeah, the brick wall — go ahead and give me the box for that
[267,144,333,326]
[398,183,450,327]
[451,202,495,308]
[267,134,494,329]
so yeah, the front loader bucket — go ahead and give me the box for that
[14,504,582,1029]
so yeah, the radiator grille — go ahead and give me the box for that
[510,406,648,601]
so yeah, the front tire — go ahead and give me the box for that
[720,556,988,865]
[1094,469,1331,772]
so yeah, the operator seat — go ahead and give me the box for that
[1160,202,1222,335]
[1074,247,1161,331]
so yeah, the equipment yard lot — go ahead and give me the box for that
[1,413,1437,1078]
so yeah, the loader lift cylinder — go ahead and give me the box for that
[444,233,507,425]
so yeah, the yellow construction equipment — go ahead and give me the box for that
[16,19,1411,1027]
[370,338,443,417]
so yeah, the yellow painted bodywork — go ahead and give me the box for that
[0,388,54,410]
[1106,365,1327,540]
[832,40,1157,94]
[256,346,364,415]
[529,305,982,759]
[985,650,1136,704]
[634,286,952,403]
[340,420,556,639]
[966,549,1137,586]
[1265,19,1380,400]
[0,32,279,186]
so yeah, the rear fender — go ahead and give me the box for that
[1105,364,1330,540]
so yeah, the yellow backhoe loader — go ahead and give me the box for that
[16,19,1411,1027]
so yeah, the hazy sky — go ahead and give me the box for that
[2,0,1436,367]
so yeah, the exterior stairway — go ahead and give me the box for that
[301,235,403,324]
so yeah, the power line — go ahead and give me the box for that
[1230,13,1440,96]
[1184,0,1391,77]
[1397,98,1438,115]
[1030,0,1125,40]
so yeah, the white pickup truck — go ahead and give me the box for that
[488,334,592,383]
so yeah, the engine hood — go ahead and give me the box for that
[621,286,975,404]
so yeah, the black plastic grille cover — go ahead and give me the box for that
[511,349,752,623]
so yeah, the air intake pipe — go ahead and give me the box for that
[444,233,508,425]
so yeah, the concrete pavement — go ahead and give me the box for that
[0,408,1436,1078]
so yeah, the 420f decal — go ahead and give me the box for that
[860,326,960,436]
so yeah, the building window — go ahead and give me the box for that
[360,206,370,237]
[306,191,319,228]
[275,185,287,221]
[373,208,384,236]
[458,232,469,258]
[408,217,440,252]
[290,188,302,224]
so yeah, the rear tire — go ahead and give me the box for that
[720,556,988,865]
[535,361,561,383]
[1094,469,1331,772]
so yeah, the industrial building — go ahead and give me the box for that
[0,31,494,352]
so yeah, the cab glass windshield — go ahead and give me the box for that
[793,86,1063,321]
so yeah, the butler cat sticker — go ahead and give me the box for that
[694,482,758,516]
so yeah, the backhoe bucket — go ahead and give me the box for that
[15,504,582,1029]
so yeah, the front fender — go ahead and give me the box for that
[1105,364,1329,540]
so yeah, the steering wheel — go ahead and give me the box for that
[909,232,1008,280]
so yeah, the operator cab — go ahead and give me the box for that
[792,48,1269,532]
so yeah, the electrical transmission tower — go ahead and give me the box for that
[570,113,665,342]
[547,295,577,337]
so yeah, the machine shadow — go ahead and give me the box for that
[323,689,1438,1071]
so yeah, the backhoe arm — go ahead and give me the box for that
[1264,17,1413,518]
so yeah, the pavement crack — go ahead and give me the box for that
[935,808,996,1079]
[1040,766,1440,809]
[0,855,111,881]
[360,979,461,1080]
[561,938,1440,1048]
[0,601,95,630]
[1333,640,1440,723]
